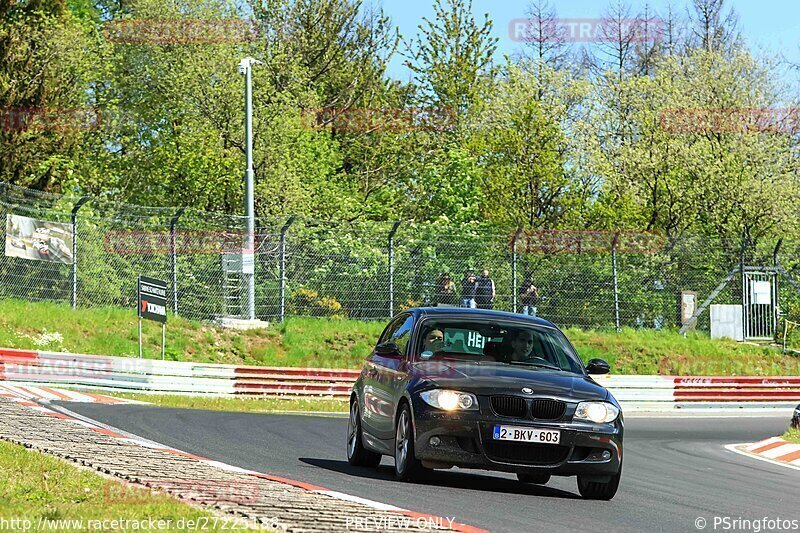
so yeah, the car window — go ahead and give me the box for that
[529,335,548,361]
[390,315,415,355]
[416,319,583,373]
[378,314,412,346]
[542,331,584,374]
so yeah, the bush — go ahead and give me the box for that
[289,288,346,318]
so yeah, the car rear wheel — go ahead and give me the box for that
[517,472,551,485]
[347,399,381,467]
[394,404,426,481]
[577,467,621,500]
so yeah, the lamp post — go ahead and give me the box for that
[238,57,261,320]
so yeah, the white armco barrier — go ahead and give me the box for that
[1,348,799,411]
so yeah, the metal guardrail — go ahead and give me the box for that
[1,348,799,410]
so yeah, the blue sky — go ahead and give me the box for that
[380,0,800,88]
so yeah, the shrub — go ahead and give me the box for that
[289,288,346,318]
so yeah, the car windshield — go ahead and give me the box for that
[416,320,584,374]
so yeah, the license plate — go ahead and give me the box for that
[493,425,561,444]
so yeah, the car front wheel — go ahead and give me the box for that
[394,404,426,481]
[347,399,381,467]
[577,467,621,500]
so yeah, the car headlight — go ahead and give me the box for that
[574,401,619,423]
[420,390,479,411]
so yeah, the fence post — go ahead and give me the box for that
[612,232,620,332]
[387,221,402,318]
[70,196,90,309]
[169,207,186,316]
[278,217,296,322]
[511,226,522,313]
[740,235,751,340]
[774,238,783,336]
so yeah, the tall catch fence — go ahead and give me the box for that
[2,182,800,334]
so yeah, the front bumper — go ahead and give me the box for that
[411,399,623,481]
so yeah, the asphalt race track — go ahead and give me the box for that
[56,403,799,532]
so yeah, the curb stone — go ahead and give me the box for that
[0,395,484,532]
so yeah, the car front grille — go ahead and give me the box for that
[490,396,527,418]
[531,399,566,420]
[483,441,570,466]
[490,396,566,421]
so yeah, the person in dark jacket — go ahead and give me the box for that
[518,275,540,317]
[436,273,457,306]
[475,269,495,310]
[460,270,477,308]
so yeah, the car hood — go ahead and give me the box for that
[409,361,608,401]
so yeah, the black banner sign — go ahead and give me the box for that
[137,276,167,323]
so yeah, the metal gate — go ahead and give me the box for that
[742,269,779,340]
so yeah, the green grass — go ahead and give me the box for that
[0,298,383,368]
[101,392,349,414]
[1,298,799,375]
[0,439,242,531]
[784,428,800,444]
[564,327,800,376]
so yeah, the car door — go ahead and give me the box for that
[383,314,415,442]
[367,313,415,446]
[361,315,405,447]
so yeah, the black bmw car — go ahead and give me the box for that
[347,307,623,500]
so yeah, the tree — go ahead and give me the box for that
[404,0,498,123]
[688,0,740,54]
[592,49,800,244]
[519,1,570,72]
[588,0,642,83]
[632,3,664,75]
[252,0,397,113]
[470,64,591,228]
[0,0,96,190]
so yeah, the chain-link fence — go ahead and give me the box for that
[3,181,800,333]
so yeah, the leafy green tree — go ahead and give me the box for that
[469,64,592,228]
[590,49,800,245]
[404,0,498,123]
[0,0,96,190]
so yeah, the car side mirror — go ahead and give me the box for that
[586,358,610,375]
[375,342,402,358]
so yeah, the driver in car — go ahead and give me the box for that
[422,329,445,354]
[509,329,536,362]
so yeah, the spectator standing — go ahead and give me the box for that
[518,275,540,317]
[475,269,495,310]
[436,273,457,306]
[460,270,477,308]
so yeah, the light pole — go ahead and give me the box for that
[238,57,261,320]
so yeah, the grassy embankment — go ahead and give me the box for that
[2,298,799,414]
[0,439,244,531]
[1,298,796,375]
